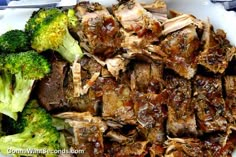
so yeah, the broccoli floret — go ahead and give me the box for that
[0,50,50,120]
[2,98,52,134]
[25,8,83,63]
[67,9,79,31]
[0,100,64,156]
[0,30,30,53]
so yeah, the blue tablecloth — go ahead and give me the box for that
[0,0,7,5]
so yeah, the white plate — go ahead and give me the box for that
[0,0,236,46]
[0,0,235,157]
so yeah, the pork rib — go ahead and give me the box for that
[224,76,236,123]
[160,25,201,79]
[101,77,136,124]
[142,0,167,23]
[75,2,122,57]
[202,127,236,157]
[113,0,162,37]
[131,62,164,93]
[113,0,162,60]
[193,75,227,133]
[165,75,197,136]
[133,92,168,144]
[198,21,236,73]
[55,112,107,157]
[162,14,203,35]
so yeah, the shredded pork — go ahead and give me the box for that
[35,0,236,156]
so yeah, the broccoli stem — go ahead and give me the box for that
[56,29,83,63]
[11,73,34,113]
[0,71,12,105]
[0,128,58,157]
[0,72,34,120]
[0,130,39,155]
[0,72,15,119]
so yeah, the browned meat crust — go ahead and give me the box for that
[104,141,148,156]
[37,58,68,111]
[101,77,136,124]
[113,0,162,37]
[165,137,204,157]
[193,75,227,133]
[160,25,201,79]
[133,92,168,144]
[165,75,197,136]
[75,2,122,57]
[54,112,107,157]
[198,22,236,74]
[131,62,164,93]
[33,1,236,156]
[224,76,236,123]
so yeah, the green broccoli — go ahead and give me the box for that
[0,100,65,156]
[0,50,50,120]
[0,30,30,53]
[25,8,83,63]
[67,9,79,31]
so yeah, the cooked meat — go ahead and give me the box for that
[164,137,203,157]
[202,127,236,157]
[149,144,165,157]
[71,60,82,97]
[105,55,129,79]
[74,2,122,57]
[80,56,103,75]
[55,112,107,157]
[198,21,236,73]
[105,130,132,144]
[202,134,223,157]
[224,76,236,123]
[85,53,129,79]
[37,59,68,111]
[119,28,151,59]
[81,72,100,95]
[84,52,106,66]
[105,120,123,129]
[162,14,203,35]
[104,141,148,156]
[192,75,227,133]
[131,63,150,92]
[31,1,236,156]
[160,25,201,79]
[100,77,135,124]
[168,10,183,18]
[131,62,164,93]
[64,57,102,114]
[64,75,101,114]
[142,0,167,22]
[113,0,162,60]
[220,126,236,157]
[165,75,197,136]
[119,27,165,62]
[134,92,168,144]
[113,0,162,37]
